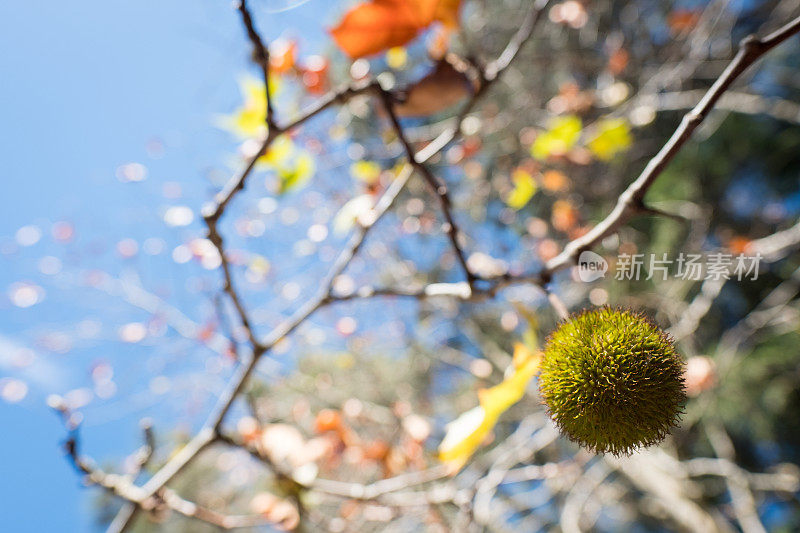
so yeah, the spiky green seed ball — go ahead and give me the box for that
[539,307,685,455]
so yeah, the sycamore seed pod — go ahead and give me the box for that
[539,307,685,455]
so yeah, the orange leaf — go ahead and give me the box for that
[727,236,752,255]
[269,38,297,74]
[330,0,432,59]
[608,47,629,75]
[427,25,452,59]
[434,0,462,28]
[314,409,343,433]
[551,199,579,232]
[299,55,329,95]
[668,9,701,35]
[330,0,461,59]
[542,169,569,192]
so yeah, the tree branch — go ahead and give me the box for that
[237,0,274,129]
[377,86,476,285]
[544,15,800,275]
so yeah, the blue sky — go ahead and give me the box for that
[0,1,341,530]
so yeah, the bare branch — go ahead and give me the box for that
[605,453,719,533]
[132,418,155,476]
[483,0,551,82]
[205,218,263,350]
[684,458,799,493]
[158,488,278,530]
[377,86,476,285]
[705,423,767,533]
[669,217,800,341]
[106,504,138,533]
[219,431,450,501]
[545,15,800,275]
[70,435,280,530]
[637,89,800,126]
[237,0,274,129]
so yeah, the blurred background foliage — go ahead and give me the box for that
[3,0,800,531]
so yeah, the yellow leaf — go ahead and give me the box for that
[482,347,541,412]
[511,303,540,351]
[350,160,382,184]
[587,118,632,161]
[257,135,294,168]
[530,115,582,160]
[221,77,282,138]
[438,406,489,473]
[278,152,315,194]
[232,107,267,139]
[439,349,542,473]
[386,46,408,69]
[242,77,266,106]
[511,342,535,369]
[505,169,537,209]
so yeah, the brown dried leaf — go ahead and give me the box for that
[395,56,476,117]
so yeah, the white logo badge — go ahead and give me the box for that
[577,251,607,282]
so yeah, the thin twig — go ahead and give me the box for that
[544,15,800,275]
[237,0,274,129]
[219,431,450,500]
[205,219,263,350]
[705,422,767,533]
[377,86,476,285]
[636,89,800,126]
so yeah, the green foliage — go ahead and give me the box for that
[539,307,685,455]
[713,330,800,461]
